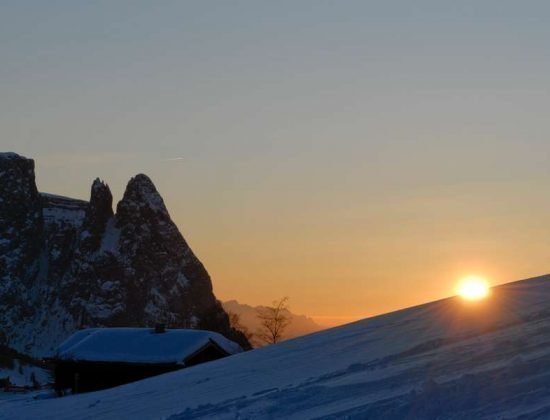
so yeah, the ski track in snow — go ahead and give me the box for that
[3,275,550,419]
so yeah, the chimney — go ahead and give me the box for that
[154,323,166,334]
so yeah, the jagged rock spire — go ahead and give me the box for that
[116,174,170,225]
[79,178,114,252]
[0,160,251,355]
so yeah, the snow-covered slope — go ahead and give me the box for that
[0,362,50,388]
[4,275,550,419]
[0,346,51,388]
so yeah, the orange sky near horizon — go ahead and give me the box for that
[3,2,550,327]
[32,155,550,328]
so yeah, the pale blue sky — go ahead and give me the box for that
[2,1,550,323]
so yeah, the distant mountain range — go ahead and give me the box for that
[222,300,324,344]
[0,152,249,357]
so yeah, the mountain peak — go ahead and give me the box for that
[0,151,40,211]
[129,173,154,185]
[0,151,29,161]
[125,174,158,195]
[90,178,112,205]
[81,177,114,250]
[117,173,168,218]
[92,177,109,190]
[0,156,250,355]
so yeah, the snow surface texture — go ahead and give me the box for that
[4,275,550,419]
[55,328,242,364]
[0,362,50,388]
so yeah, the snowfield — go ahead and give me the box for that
[3,275,550,419]
[0,362,50,388]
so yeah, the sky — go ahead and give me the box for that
[2,1,550,326]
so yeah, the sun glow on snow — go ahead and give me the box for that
[456,276,490,301]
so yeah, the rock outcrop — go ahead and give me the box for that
[0,153,249,356]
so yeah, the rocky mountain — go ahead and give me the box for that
[222,300,324,345]
[0,152,249,357]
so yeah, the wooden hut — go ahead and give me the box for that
[52,327,242,394]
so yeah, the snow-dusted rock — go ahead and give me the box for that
[0,153,249,357]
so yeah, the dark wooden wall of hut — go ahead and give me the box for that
[55,362,179,394]
[54,342,231,394]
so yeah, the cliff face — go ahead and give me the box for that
[0,153,249,356]
[0,153,44,348]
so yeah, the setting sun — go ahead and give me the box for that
[456,276,490,301]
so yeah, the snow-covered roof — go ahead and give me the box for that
[54,328,242,365]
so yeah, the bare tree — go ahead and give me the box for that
[256,297,291,345]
